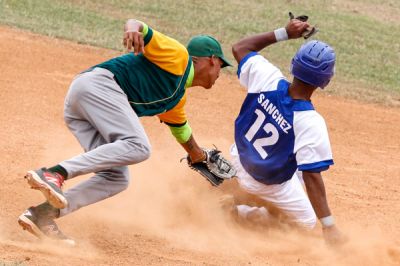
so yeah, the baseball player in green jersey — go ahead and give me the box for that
[18,19,234,245]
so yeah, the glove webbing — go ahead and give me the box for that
[207,149,235,177]
[289,11,318,39]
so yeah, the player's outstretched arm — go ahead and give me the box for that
[180,134,236,186]
[302,171,346,246]
[180,134,206,163]
[232,19,310,63]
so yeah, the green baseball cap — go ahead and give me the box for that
[187,35,232,68]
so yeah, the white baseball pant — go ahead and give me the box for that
[230,145,317,229]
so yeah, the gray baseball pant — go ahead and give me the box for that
[59,67,151,217]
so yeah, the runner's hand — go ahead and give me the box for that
[322,225,347,246]
[286,19,310,39]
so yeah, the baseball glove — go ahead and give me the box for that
[181,148,237,186]
[289,11,318,39]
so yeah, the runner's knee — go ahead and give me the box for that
[298,213,317,229]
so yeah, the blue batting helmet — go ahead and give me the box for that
[290,40,336,89]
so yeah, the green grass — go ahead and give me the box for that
[0,0,399,103]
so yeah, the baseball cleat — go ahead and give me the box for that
[25,168,68,209]
[18,207,75,246]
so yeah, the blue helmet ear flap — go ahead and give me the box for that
[290,40,336,89]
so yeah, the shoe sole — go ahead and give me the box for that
[18,214,43,239]
[18,215,76,246]
[25,171,68,209]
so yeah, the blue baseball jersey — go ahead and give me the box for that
[234,52,334,185]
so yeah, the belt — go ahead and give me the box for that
[81,67,121,87]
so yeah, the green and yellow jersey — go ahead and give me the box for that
[94,22,193,143]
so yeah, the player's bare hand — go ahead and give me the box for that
[285,19,310,39]
[322,225,348,246]
[123,31,145,55]
[123,19,145,55]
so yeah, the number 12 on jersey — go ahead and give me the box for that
[245,109,279,159]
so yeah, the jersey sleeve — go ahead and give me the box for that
[237,52,285,94]
[157,93,192,143]
[157,93,187,125]
[293,111,334,172]
[140,22,189,76]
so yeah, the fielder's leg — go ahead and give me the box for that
[20,68,151,242]
[60,166,130,216]
[61,68,151,177]
[58,68,151,213]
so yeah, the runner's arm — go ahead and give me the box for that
[232,19,309,63]
[302,171,345,245]
[302,171,331,218]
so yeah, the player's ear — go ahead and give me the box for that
[209,55,217,66]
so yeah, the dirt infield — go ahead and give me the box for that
[1,26,399,265]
